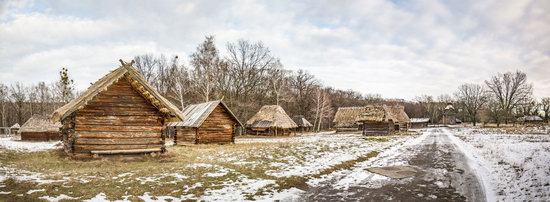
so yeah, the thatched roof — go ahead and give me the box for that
[385,105,410,123]
[292,115,313,127]
[333,107,367,127]
[246,105,298,129]
[167,100,243,128]
[10,123,20,129]
[410,118,430,123]
[20,115,61,133]
[52,60,184,123]
[357,104,410,123]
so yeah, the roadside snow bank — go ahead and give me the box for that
[452,128,550,201]
[0,137,60,152]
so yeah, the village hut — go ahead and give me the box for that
[168,100,242,144]
[409,118,430,129]
[517,115,543,124]
[292,115,313,132]
[441,103,457,125]
[52,60,184,158]
[357,104,410,136]
[333,107,366,132]
[20,115,61,141]
[10,123,20,135]
[246,105,298,135]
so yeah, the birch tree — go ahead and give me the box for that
[0,84,7,127]
[191,36,223,102]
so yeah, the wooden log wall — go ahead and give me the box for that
[362,121,394,136]
[175,128,196,144]
[196,105,235,144]
[21,132,61,141]
[72,77,164,154]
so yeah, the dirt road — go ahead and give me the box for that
[302,128,486,202]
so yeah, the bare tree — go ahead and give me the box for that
[191,36,224,102]
[313,88,333,131]
[484,98,504,127]
[134,54,157,82]
[485,71,533,124]
[454,83,489,126]
[539,97,550,123]
[268,60,289,106]
[414,95,438,124]
[10,82,26,124]
[35,81,51,115]
[0,84,8,127]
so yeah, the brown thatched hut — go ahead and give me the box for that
[169,100,242,145]
[333,107,366,132]
[293,115,313,132]
[20,115,61,141]
[409,118,430,129]
[52,60,184,158]
[357,104,410,136]
[246,105,297,135]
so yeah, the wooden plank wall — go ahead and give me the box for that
[197,105,235,144]
[175,128,196,144]
[21,132,60,141]
[362,121,393,136]
[73,78,164,153]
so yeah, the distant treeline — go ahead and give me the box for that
[1,36,548,130]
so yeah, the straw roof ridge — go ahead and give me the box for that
[10,123,20,129]
[20,114,61,133]
[356,104,410,123]
[246,105,298,129]
[384,105,410,123]
[169,100,243,128]
[52,62,184,122]
[333,106,367,127]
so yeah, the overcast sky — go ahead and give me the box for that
[1,0,548,100]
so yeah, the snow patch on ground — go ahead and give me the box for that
[452,128,550,201]
[0,137,60,152]
[39,194,78,202]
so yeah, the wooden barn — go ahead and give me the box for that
[409,118,430,129]
[292,115,313,133]
[20,115,61,141]
[169,100,243,145]
[441,103,457,125]
[246,105,298,135]
[333,107,367,133]
[52,60,184,158]
[357,104,410,136]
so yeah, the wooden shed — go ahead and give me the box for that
[52,60,184,158]
[246,105,298,136]
[333,107,367,133]
[169,100,242,145]
[409,118,430,129]
[10,123,20,135]
[292,115,313,133]
[357,104,410,136]
[517,115,543,125]
[20,115,61,141]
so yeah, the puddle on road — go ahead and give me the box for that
[366,166,421,179]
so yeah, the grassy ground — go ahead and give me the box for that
[0,133,408,201]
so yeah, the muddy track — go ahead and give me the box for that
[302,128,485,202]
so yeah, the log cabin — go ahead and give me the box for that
[51,60,184,158]
[409,118,430,129]
[292,115,313,133]
[19,115,61,141]
[357,104,410,136]
[246,105,298,136]
[333,107,366,133]
[168,100,243,144]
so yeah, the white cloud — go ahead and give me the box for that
[0,0,548,100]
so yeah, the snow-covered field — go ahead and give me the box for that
[0,132,412,201]
[453,128,550,201]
